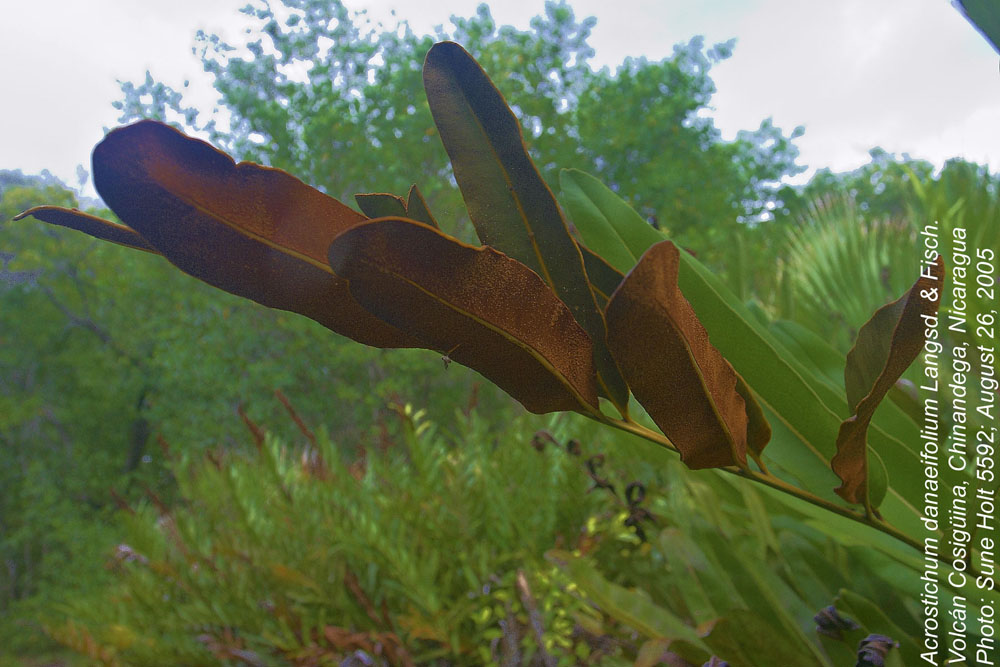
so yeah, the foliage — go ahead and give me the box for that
[777,194,921,352]
[772,154,999,371]
[47,404,937,666]
[0,178,506,658]
[550,457,928,667]
[20,35,995,615]
[570,42,803,234]
[47,407,614,665]
[0,181,123,657]
[785,149,936,223]
[783,150,999,243]
[0,1,803,653]
[6,4,998,664]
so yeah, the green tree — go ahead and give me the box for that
[114,0,803,259]
[573,39,803,237]
[784,148,937,222]
[0,176,504,656]
[1,180,127,655]
[772,151,999,346]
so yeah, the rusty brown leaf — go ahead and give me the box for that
[88,120,418,348]
[328,217,599,414]
[605,240,749,469]
[832,255,944,504]
[14,206,155,253]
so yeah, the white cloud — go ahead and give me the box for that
[1,0,249,190]
[705,0,1000,174]
[1,0,995,195]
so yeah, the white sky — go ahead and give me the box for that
[1,0,997,196]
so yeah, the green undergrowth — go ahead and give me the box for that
[36,405,928,666]
[45,407,606,665]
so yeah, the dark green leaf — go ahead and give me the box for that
[404,185,439,228]
[834,591,920,666]
[955,0,1000,53]
[355,186,440,228]
[354,192,408,219]
[578,243,623,309]
[700,612,822,667]
[547,550,711,662]
[423,41,628,412]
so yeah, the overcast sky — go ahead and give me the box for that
[2,0,996,196]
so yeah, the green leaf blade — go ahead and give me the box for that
[404,185,440,228]
[548,550,711,662]
[354,192,408,219]
[559,168,664,272]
